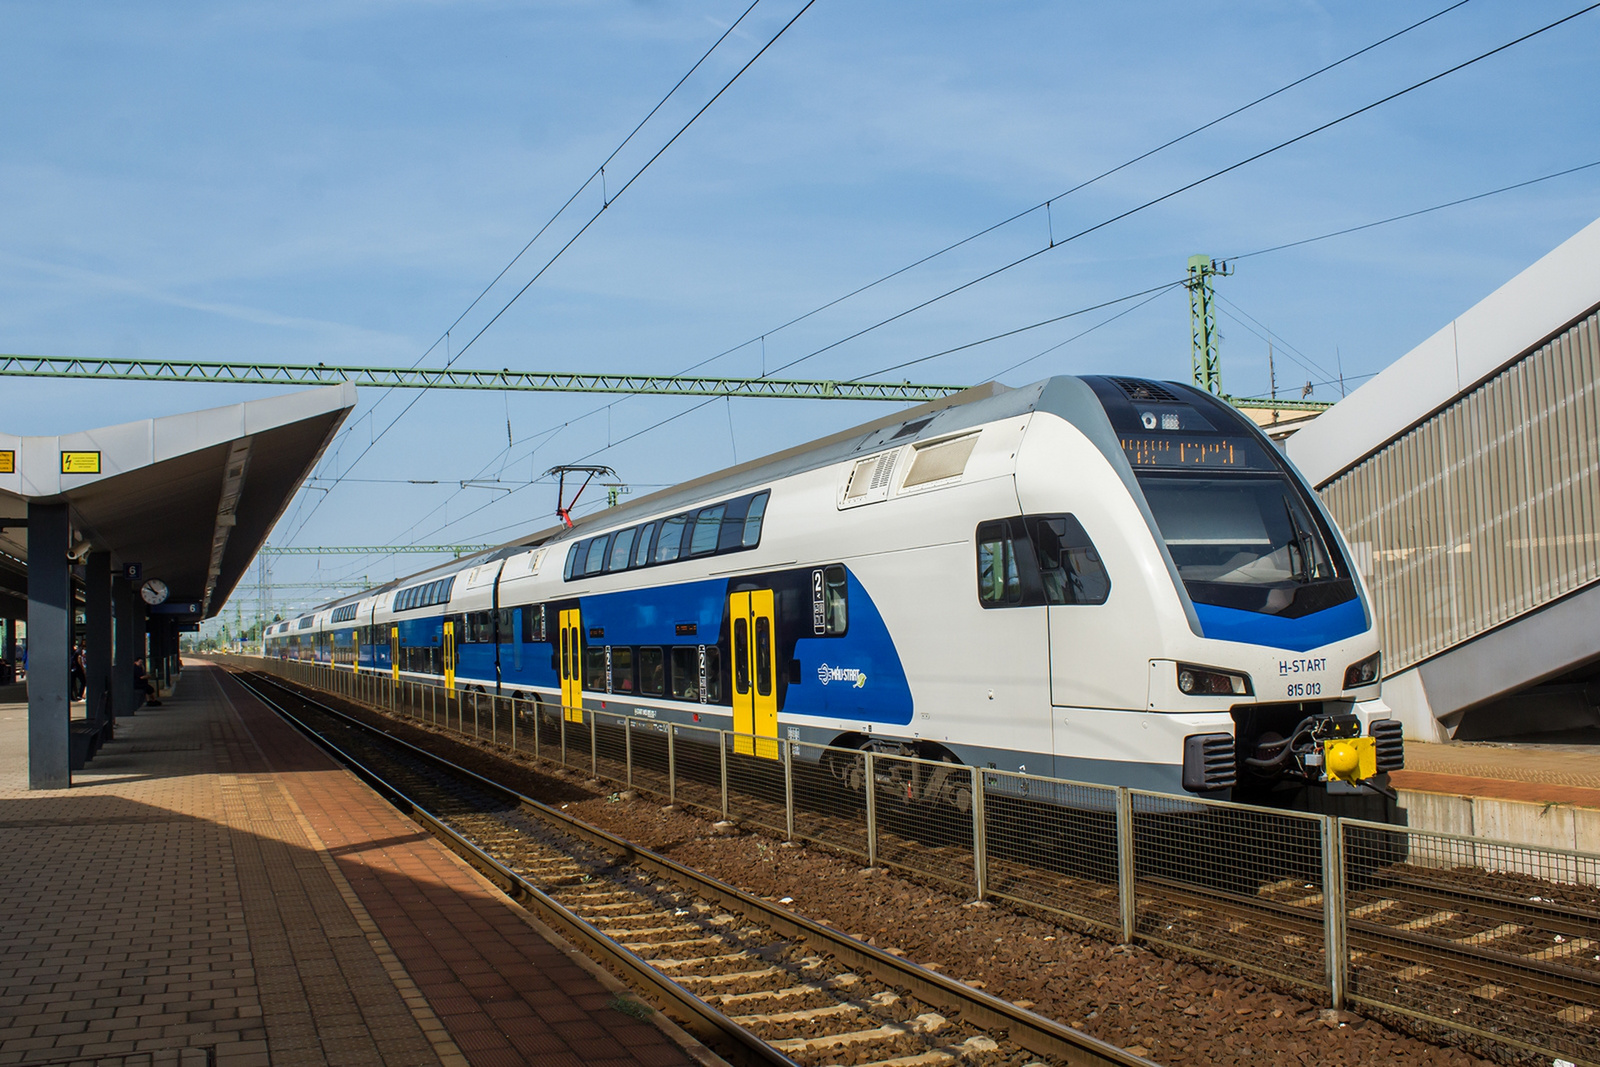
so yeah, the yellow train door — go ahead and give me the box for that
[729,590,779,760]
[443,619,456,690]
[559,608,583,723]
[389,626,400,682]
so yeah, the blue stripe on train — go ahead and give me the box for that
[1194,597,1367,652]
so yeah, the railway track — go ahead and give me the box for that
[229,667,1154,1067]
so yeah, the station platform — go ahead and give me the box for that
[0,662,709,1067]
[1392,741,1600,854]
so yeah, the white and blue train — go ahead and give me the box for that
[264,375,1403,815]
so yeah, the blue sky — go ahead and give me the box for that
[2,1,1597,618]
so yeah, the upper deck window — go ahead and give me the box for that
[563,490,770,580]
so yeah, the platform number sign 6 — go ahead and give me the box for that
[811,568,826,635]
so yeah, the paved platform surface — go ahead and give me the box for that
[0,663,705,1067]
[1394,740,1600,810]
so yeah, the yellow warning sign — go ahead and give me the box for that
[0,450,13,474]
[60,451,101,474]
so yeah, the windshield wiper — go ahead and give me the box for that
[1282,498,1317,582]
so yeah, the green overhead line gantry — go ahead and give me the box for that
[0,354,966,403]
[258,545,495,557]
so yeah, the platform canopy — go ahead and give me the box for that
[0,383,355,621]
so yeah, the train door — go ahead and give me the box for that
[558,608,583,722]
[389,626,400,682]
[443,620,457,690]
[729,590,779,760]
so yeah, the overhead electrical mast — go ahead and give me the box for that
[1186,254,1232,396]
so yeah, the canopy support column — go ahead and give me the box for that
[27,501,70,789]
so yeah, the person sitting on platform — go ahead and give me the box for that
[133,658,161,707]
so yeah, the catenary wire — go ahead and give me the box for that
[352,0,1483,547]
[281,1,814,546]
[303,3,1594,567]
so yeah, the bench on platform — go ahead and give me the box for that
[69,718,112,770]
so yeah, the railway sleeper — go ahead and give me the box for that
[733,994,899,1028]
[770,1014,947,1053]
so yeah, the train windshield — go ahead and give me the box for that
[1137,471,1355,616]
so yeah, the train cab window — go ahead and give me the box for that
[639,647,665,696]
[733,619,750,694]
[976,520,1024,606]
[689,505,725,556]
[608,528,637,571]
[611,647,635,693]
[824,564,848,634]
[633,523,656,567]
[583,647,606,691]
[582,535,609,576]
[655,516,688,563]
[1028,515,1111,605]
[741,492,769,548]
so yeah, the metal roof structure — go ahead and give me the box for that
[1288,216,1600,741]
[0,383,355,621]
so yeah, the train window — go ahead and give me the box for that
[1028,515,1111,605]
[564,544,579,580]
[689,506,725,556]
[976,521,1024,606]
[824,565,848,634]
[755,617,772,697]
[717,497,752,552]
[741,492,769,548]
[733,618,750,694]
[703,647,723,702]
[655,516,687,563]
[639,647,665,696]
[498,608,516,640]
[522,604,547,643]
[607,528,637,571]
[611,647,635,693]
[583,647,606,691]
[582,534,610,576]
[634,523,656,567]
[670,647,699,700]
[559,628,569,680]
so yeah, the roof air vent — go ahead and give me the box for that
[1111,377,1182,403]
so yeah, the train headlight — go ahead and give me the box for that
[1176,664,1252,696]
[1342,652,1381,690]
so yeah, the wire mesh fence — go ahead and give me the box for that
[1131,790,1330,992]
[1342,818,1600,1066]
[981,771,1122,936]
[245,656,1600,1067]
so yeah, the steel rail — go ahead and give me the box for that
[0,353,966,403]
[228,670,780,1067]
[1141,873,1600,1003]
[242,667,1156,1067]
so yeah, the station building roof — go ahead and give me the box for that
[0,384,355,621]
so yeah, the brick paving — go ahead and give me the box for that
[0,665,703,1067]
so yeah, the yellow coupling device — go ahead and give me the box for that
[1324,736,1377,784]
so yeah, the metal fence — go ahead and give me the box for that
[246,657,1600,1067]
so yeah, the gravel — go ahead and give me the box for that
[321,698,1517,1067]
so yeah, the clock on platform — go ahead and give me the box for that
[140,579,169,606]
